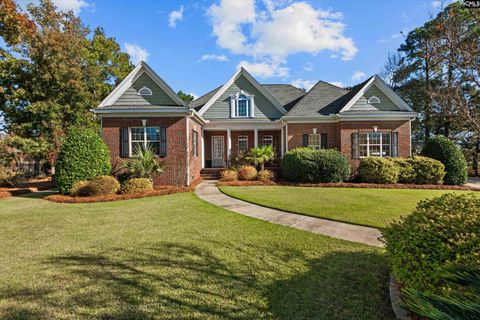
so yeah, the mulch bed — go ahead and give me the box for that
[218,179,480,191]
[44,178,203,204]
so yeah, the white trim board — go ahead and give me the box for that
[97,61,185,108]
[198,67,287,116]
[339,75,413,113]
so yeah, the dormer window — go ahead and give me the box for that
[368,96,380,104]
[138,86,153,96]
[230,91,254,118]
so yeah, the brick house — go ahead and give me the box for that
[93,61,416,186]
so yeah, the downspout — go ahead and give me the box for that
[185,115,190,186]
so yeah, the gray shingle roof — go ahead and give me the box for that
[189,86,222,111]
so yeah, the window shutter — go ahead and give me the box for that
[351,133,359,158]
[230,97,236,117]
[120,127,129,157]
[302,134,308,147]
[250,96,255,117]
[392,132,399,157]
[159,126,167,156]
[321,133,328,149]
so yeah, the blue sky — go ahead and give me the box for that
[18,0,446,97]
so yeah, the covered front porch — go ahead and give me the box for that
[202,128,283,168]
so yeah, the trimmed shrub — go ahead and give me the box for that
[257,169,274,181]
[358,157,399,184]
[383,193,480,293]
[422,136,468,185]
[70,180,89,196]
[238,166,257,181]
[82,176,120,196]
[389,158,416,183]
[120,178,153,195]
[220,169,238,181]
[410,156,445,185]
[282,148,350,183]
[56,127,111,194]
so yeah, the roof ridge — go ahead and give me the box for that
[284,80,323,116]
[316,80,347,91]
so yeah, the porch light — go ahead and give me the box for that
[373,126,378,132]
[312,128,317,134]
[142,119,147,127]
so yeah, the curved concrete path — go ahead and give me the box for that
[195,180,383,247]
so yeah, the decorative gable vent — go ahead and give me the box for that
[138,86,153,96]
[367,96,380,104]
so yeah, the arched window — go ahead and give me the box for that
[237,94,249,117]
[368,96,380,104]
[138,86,153,96]
[230,90,254,118]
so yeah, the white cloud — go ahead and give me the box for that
[190,93,199,100]
[124,43,150,64]
[351,71,366,81]
[303,62,314,72]
[198,54,229,62]
[431,1,441,8]
[328,81,344,88]
[207,0,357,78]
[16,0,90,15]
[237,60,289,78]
[290,79,316,91]
[169,5,184,28]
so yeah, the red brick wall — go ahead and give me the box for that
[231,131,255,156]
[259,130,281,156]
[287,123,338,150]
[188,117,203,183]
[102,117,188,186]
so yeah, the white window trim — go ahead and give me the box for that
[238,135,249,153]
[262,135,273,146]
[129,126,160,157]
[358,132,391,157]
[230,90,255,118]
[138,86,153,96]
[308,133,321,150]
[367,95,381,104]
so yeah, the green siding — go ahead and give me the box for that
[203,75,283,120]
[113,73,180,107]
[350,84,400,111]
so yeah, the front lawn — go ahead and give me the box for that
[219,186,472,228]
[0,192,393,319]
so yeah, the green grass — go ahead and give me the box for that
[0,192,393,319]
[219,186,473,228]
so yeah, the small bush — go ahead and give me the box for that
[422,136,468,185]
[390,158,416,183]
[410,156,445,185]
[383,193,480,293]
[70,180,89,196]
[220,169,238,181]
[56,127,111,194]
[120,178,153,195]
[257,169,274,181]
[358,157,399,184]
[282,148,350,183]
[238,166,257,181]
[0,166,24,187]
[82,176,120,196]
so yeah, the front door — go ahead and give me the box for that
[212,136,224,167]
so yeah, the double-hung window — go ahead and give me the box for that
[237,95,249,117]
[358,132,391,157]
[262,135,273,147]
[230,91,254,118]
[238,135,248,153]
[192,130,198,157]
[308,134,321,150]
[130,127,160,156]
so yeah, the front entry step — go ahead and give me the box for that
[200,168,223,180]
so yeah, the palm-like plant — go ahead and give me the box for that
[122,144,164,179]
[245,145,275,171]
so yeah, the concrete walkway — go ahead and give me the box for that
[195,180,383,247]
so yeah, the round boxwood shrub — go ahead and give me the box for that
[70,180,89,196]
[410,156,445,185]
[421,135,468,185]
[56,127,111,194]
[220,169,238,181]
[238,165,257,181]
[281,148,350,183]
[82,176,120,196]
[383,193,480,293]
[358,157,399,184]
[120,178,153,195]
[257,169,274,181]
[389,158,416,184]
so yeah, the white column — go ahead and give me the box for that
[285,123,289,152]
[254,128,258,147]
[281,125,285,157]
[201,128,205,169]
[227,129,232,161]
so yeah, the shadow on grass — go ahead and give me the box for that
[17,190,58,199]
[0,242,393,319]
